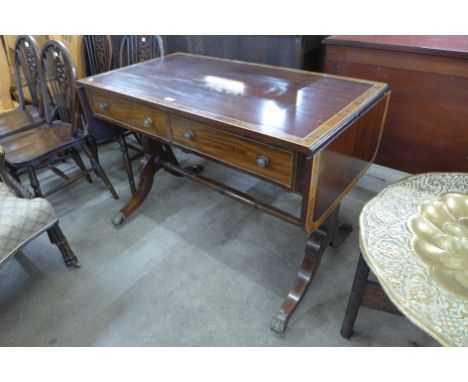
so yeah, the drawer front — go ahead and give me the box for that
[171,116,294,187]
[88,89,169,138]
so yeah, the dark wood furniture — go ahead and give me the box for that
[0,145,80,268]
[0,36,44,139]
[81,35,144,193]
[165,36,326,70]
[323,35,468,174]
[0,40,118,199]
[78,53,390,333]
[119,35,164,68]
[340,253,401,339]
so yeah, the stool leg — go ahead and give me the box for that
[47,223,80,268]
[340,253,370,339]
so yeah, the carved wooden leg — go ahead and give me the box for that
[70,148,93,183]
[47,223,80,268]
[270,206,348,334]
[112,154,161,226]
[26,165,43,197]
[117,133,137,194]
[340,253,370,339]
[82,139,119,200]
[270,228,328,334]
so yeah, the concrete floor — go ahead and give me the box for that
[0,142,439,346]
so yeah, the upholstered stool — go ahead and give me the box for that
[341,173,467,347]
[0,146,79,268]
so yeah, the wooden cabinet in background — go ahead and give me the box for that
[323,35,468,174]
[164,35,326,70]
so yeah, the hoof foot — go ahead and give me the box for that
[112,211,126,226]
[65,256,81,268]
[270,311,288,335]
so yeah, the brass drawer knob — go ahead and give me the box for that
[256,155,269,168]
[184,130,195,140]
[144,117,153,127]
[99,102,109,111]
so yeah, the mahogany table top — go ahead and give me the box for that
[79,53,387,152]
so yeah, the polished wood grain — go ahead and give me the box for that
[325,35,468,58]
[79,53,390,333]
[324,35,468,173]
[306,94,390,231]
[87,88,169,138]
[79,53,387,153]
[171,115,294,188]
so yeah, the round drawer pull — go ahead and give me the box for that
[184,130,195,140]
[256,155,269,168]
[144,117,153,127]
[99,102,109,111]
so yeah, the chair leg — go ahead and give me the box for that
[117,133,137,194]
[82,138,119,200]
[47,223,80,268]
[26,165,43,197]
[340,253,370,339]
[70,148,93,183]
[132,132,142,145]
[88,135,100,178]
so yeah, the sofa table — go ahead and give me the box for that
[77,53,390,333]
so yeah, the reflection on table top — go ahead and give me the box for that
[79,53,386,151]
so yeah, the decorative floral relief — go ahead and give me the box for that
[360,173,468,346]
[409,193,468,298]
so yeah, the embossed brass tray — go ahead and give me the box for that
[359,173,468,347]
[409,193,468,298]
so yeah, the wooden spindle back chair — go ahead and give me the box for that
[40,40,80,135]
[81,35,113,76]
[119,35,164,67]
[112,35,165,193]
[14,35,43,115]
[0,39,119,200]
[0,36,45,139]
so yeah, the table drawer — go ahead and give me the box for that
[87,89,169,138]
[171,116,294,187]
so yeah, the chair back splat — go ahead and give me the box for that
[40,40,79,136]
[14,35,42,114]
[81,35,113,76]
[119,35,164,67]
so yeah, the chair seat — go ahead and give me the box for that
[0,182,57,265]
[0,105,43,139]
[0,121,85,165]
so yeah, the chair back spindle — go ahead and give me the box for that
[81,35,113,76]
[40,40,79,136]
[119,35,164,67]
[14,35,42,114]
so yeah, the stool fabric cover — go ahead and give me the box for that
[0,182,57,265]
